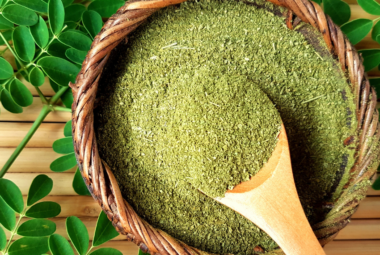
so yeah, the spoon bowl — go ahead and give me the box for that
[210,123,326,255]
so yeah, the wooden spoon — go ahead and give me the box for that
[208,123,326,255]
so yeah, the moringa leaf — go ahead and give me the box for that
[82,10,103,39]
[358,0,380,16]
[27,174,53,206]
[38,56,80,86]
[29,67,45,87]
[48,0,65,35]
[0,196,16,231]
[66,48,87,65]
[90,248,123,255]
[0,178,24,213]
[93,211,119,247]
[323,0,350,26]
[73,168,91,196]
[2,5,38,26]
[61,0,73,7]
[341,19,373,45]
[66,216,89,255]
[17,219,56,236]
[25,201,61,218]
[49,234,75,255]
[64,120,72,137]
[30,16,49,48]
[0,57,14,79]
[13,26,36,62]
[8,237,49,255]
[52,137,74,154]
[47,40,70,59]
[59,30,92,51]
[65,4,86,22]
[50,153,77,172]
[0,89,23,113]
[0,227,6,250]
[358,49,380,71]
[60,84,73,108]
[311,0,321,4]
[10,79,33,107]
[13,0,48,13]
[138,249,150,255]
[88,0,124,18]
[0,15,14,29]
[0,30,12,46]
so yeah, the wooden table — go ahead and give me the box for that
[1,1,380,254]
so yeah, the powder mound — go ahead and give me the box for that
[126,73,281,198]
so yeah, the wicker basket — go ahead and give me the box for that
[71,0,380,254]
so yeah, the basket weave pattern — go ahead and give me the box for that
[71,0,380,254]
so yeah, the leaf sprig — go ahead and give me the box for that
[0,175,121,255]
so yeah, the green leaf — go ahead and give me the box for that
[8,237,49,255]
[66,216,89,255]
[138,249,150,255]
[64,21,77,30]
[0,227,6,251]
[311,0,321,4]
[341,19,373,45]
[65,4,86,22]
[27,174,53,206]
[0,178,24,213]
[53,137,74,154]
[373,175,380,190]
[323,0,350,26]
[369,78,380,98]
[82,10,103,39]
[0,89,23,113]
[38,56,80,86]
[0,30,12,46]
[0,15,14,29]
[59,30,92,51]
[49,234,75,255]
[88,0,124,18]
[2,4,38,26]
[61,87,73,108]
[17,219,56,236]
[73,168,91,196]
[61,0,73,7]
[66,48,87,65]
[0,57,14,79]
[30,16,49,48]
[13,0,47,13]
[13,26,35,62]
[48,0,65,35]
[64,120,72,136]
[10,79,33,107]
[29,67,45,87]
[93,211,119,247]
[358,0,380,15]
[0,196,16,231]
[47,40,70,59]
[90,248,123,255]
[50,153,77,172]
[358,49,380,71]
[25,201,61,218]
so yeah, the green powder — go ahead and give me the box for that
[94,0,358,254]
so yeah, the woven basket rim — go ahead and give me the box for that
[71,0,380,254]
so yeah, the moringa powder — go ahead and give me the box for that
[94,0,358,254]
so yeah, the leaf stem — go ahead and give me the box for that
[0,105,52,178]
[0,32,25,70]
[49,86,69,105]
[374,17,380,23]
[53,106,72,112]
[4,210,25,253]
[0,46,8,56]
[86,245,94,255]
[35,86,48,104]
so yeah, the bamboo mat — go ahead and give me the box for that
[1,1,380,254]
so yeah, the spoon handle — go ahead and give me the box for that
[217,130,325,255]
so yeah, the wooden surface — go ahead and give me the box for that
[1,1,380,254]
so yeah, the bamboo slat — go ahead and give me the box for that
[4,173,76,195]
[353,197,380,219]
[0,148,75,173]
[0,122,65,148]
[324,240,380,255]
[0,97,71,122]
